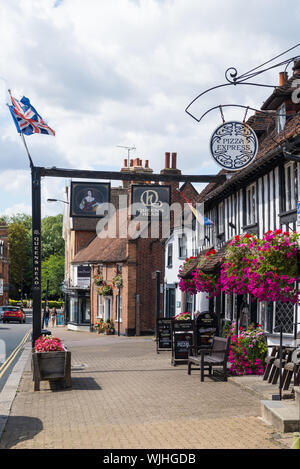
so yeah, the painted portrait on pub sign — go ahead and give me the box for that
[70,182,110,218]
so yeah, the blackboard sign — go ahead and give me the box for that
[173,332,193,360]
[157,318,173,353]
[171,319,194,365]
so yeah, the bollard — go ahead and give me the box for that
[292,433,300,449]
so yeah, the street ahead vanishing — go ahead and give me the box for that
[0,309,31,392]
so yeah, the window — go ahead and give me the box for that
[185,292,193,314]
[116,294,122,322]
[97,295,103,318]
[218,201,224,234]
[117,264,122,274]
[246,183,257,225]
[167,244,173,268]
[277,102,286,134]
[264,302,295,335]
[284,162,297,211]
[178,234,187,259]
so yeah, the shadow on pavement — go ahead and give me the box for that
[0,415,43,449]
[49,377,102,392]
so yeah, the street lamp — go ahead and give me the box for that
[47,198,69,204]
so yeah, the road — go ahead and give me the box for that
[0,309,32,392]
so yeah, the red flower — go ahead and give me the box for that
[244,233,250,238]
[275,229,282,235]
[235,235,240,241]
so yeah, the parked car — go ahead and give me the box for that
[2,306,26,324]
[0,306,5,321]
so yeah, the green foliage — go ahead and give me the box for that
[41,254,65,299]
[8,221,31,297]
[6,213,65,300]
[41,214,65,260]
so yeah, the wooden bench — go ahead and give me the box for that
[187,336,231,382]
[263,346,280,381]
[269,348,295,385]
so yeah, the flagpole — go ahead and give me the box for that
[7,89,34,168]
[7,89,42,346]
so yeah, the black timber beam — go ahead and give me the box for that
[39,166,226,184]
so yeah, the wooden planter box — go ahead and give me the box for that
[32,349,72,391]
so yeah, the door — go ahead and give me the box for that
[104,297,112,321]
[166,287,175,318]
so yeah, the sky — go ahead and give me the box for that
[0,0,300,219]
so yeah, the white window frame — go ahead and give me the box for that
[246,183,257,225]
[116,294,122,323]
[277,102,286,134]
[218,201,224,234]
[284,162,297,211]
[178,234,187,259]
[97,295,103,319]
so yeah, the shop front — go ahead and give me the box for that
[64,287,91,331]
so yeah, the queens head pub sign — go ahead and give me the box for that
[131,185,171,219]
[210,121,258,171]
[70,182,110,218]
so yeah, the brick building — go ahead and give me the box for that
[63,153,199,334]
[0,223,9,306]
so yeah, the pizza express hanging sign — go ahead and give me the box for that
[210,121,258,171]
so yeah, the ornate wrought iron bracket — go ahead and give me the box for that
[185,42,300,124]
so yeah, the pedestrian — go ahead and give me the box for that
[44,306,50,328]
[50,307,57,327]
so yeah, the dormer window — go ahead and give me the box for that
[277,102,286,134]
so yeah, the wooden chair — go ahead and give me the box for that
[188,336,231,382]
[263,346,280,381]
[270,348,295,385]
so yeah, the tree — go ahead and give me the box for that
[41,254,65,299]
[41,214,65,260]
[8,221,31,298]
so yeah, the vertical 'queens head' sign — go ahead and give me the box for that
[210,121,258,171]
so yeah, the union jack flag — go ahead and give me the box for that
[8,95,55,136]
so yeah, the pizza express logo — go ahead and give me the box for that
[210,121,258,171]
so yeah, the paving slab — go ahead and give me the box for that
[0,328,295,449]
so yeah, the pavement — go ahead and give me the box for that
[0,326,298,450]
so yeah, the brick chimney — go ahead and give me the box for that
[160,151,181,200]
[120,158,153,188]
[279,71,288,86]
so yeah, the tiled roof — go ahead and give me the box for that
[72,236,127,264]
[179,244,228,278]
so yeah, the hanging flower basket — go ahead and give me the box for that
[193,249,221,298]
[221,230,300,304]
[112,275,123,288]
[98,283,113,296]
[94,275,104,286]
[178,256,198,294]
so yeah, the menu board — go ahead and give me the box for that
[173,332,193,360]
[157,318,173,352]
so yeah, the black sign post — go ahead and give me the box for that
[31,166,42,347]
